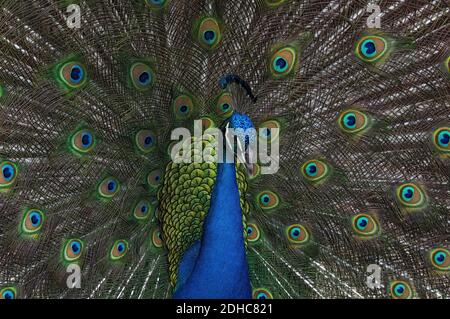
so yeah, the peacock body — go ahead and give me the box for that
[0,0,449,299]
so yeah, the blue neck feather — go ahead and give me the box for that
[173,162,252,299]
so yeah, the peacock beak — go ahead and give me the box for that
[221,119,254,175]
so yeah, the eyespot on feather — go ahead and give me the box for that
[355,35,388,63]
[110,240,129,260]
[63,239,84,262]
[0,161,18,189]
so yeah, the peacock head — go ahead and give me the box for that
[221,112,256,174]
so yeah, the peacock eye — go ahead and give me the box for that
[257,191,280,210]
[110,240,129,260]
[246,223,261,242]
[152,228,163,248]
[197,17,222,49]
[59,62,87,89]
[390,281,413,299]
[396,183,426,208]
[301,159,329,183]
[133,200,152,220]
[270,46,297,77]
[258,120,280,143]
[173,95,194,119]
[71,129,95,154]
[430,248,449,271]
[0,287,17,299]
[135,129,156,153]
[0,161,18,188]
[338,109,370,134]
[433,127,450,152]
[63,239,84,262]
[22,209,45,234]
[215,93,234,118]
[98,177,120,199]
[147,169,163,189]
[252,288,273,299]
[130,62,154,91]
[145,0,167,9]
[356,35,387,63]
[352,214,379,237]
[286,224,310,244]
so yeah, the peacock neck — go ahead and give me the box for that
[173,162,252,299]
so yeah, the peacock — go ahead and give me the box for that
[0,0,449,300]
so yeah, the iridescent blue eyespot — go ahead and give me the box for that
[270,46,296,77]
[246,223,261,242]
[135,130,156,153]
[358,217,368,229]
[147,169,163,189]
[81,132,93,147]
[59,62,87,89]
[203,30,216,44]
[70,129,96,154]
[305,163,317,177]
[130,63,154,91]
[197,18,222,49]
[71,242,81,254]
[30,212,41,227]
[355,36,387,63]
[257,191,280,210]
[395,284,405,295]
[361,40,377,58]
[286,224,309,244]
[301,159,329,183]
[396,183,426,208]
[98,177,120,199]
[390,280,413,299]
[433,127,450,152]
[21,209,45,234]
[2,164,15,182]
[3,290,13,299]
[343,113,356,129]
[134,200,153,220]
[401,187,414,202]
[110,240,129,260]
[438,131,450,147]
[253,288,273,299]
[290,227,301,239]
[108,181,116,192]
[273,57,288,73]
[70,65,84,84]
[352,214,379,237]
[338,109,370,135]
[63,239,84,262]
[430,248,449,271]
[145,0,168,9]
[0,287,16,299]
